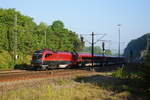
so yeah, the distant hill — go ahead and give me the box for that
[124,33,150,62]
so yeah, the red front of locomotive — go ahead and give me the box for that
[31,49,78,69]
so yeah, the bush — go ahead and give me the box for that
[0,50,13,69]
[139,51,150,92]
[112,66,130,79]
[0,50,31,70]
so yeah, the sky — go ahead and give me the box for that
[0,0,150,54]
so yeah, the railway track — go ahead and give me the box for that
[0,68,91,82]
[0,70,27,75]
[0,64,120,83]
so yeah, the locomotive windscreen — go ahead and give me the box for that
[32,53,42,59]
[34,50,43,53]
[32,50,43,59]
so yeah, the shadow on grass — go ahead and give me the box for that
[92,65,120,72]
[74,74,150,100]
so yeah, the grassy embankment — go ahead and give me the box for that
[112,63,150,100]
[0,71,148,100]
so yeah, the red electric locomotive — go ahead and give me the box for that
[31,49,126,70]
[31,49,78,70]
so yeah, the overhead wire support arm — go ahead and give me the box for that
[80,33,106,44]
[80,32,106,67]
[82,38,92,44]
[94,33,106,44]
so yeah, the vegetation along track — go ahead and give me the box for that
[0,68,91,82]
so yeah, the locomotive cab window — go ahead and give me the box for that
[33,53,42,59]
[38,54,42,59]
[45,54,52,58]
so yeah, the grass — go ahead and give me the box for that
[1,72,148,100]
[0,81,118,100]
[111,64,150,99]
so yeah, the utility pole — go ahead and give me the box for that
[14,14,17,64]
[45,31,47,48]
[117,24,121,58]
[80,32,106,67]
[117,24,121,64]
[91,32,94,67]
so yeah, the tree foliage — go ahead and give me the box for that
[0,8,83,68]
[80,46,112,55]
[139,51,150,92]
[51,20,64,31]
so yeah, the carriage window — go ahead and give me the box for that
[45,54,52,58]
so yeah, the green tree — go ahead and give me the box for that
[34,22,47,49]
[51,20,64,31]
[105,49,112,55]
[47,20,82,52]
[80,46,102,54]
[80,46,112,55]
[0,8,83,69]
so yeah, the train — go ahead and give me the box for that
[31,49,126,70]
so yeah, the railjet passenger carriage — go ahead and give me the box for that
[31,49,125,70]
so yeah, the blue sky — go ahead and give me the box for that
[0,0,150,53]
